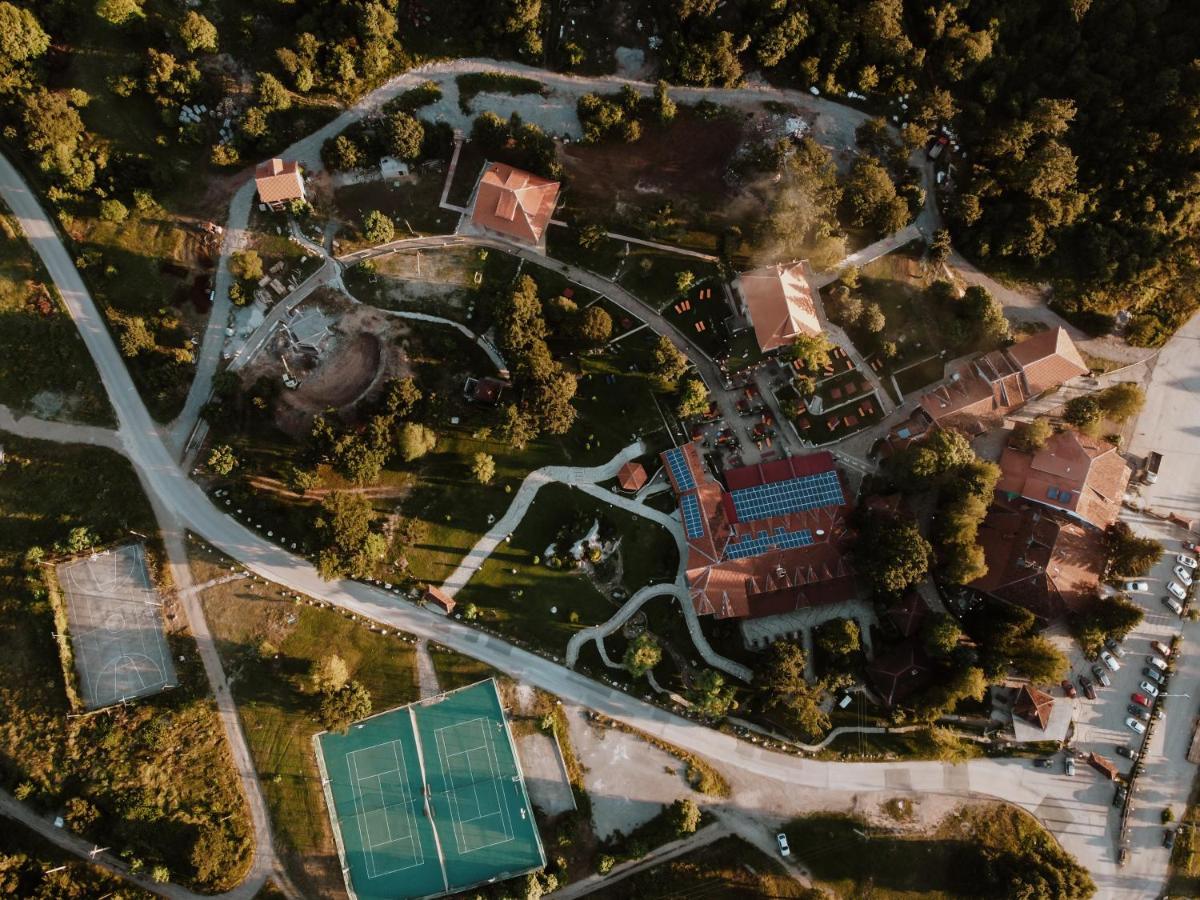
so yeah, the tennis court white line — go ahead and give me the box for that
[346,740,425,878]
[434,721,514,855]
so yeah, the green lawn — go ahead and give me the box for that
[0,437,251,892]
[787,805,1092,899]
[0,209,113,425]
[454,483,679,654]
[617,249,723,313]
[333,171,458,244]
[589,834,816,899]
[198,562,421,898]
[893,355,946,397]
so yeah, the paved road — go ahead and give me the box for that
[2,80,1188,897]
[0,403,122,451]
[1129,310,1200,526]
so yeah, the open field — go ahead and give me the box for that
[197,555,421,898]
[0,437,251,892]
[454,482,679,654]
[0,210,113,424]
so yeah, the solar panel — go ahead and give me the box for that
[680,494,705,539]
[729,469,843,522]
[725,527,813,559]
[1046,486,1059,500]
[664,447,696,492]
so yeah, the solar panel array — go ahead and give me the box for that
[1046,486,1074,504]
[680,494,705,539]
[726,526,814,560]
[730,469,843,522]
[664,447,696,492]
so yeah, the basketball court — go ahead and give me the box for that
[316,679,545,900]
[55,543,176,710]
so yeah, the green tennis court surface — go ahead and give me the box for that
[316,679,545,899]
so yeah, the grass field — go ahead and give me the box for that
[590,833,815,899]
[787,804,1092,899]
[194,549,423,898]
[0,437,251,891]
[454,483,679,654]
[0,210,112,424]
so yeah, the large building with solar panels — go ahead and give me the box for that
[661,443,856,620]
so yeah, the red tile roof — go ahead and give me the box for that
[736,261,822,353]
[662,444,855,620]
[918,327,1087,425]
[997,430,1130,530]
[470,162,560,244]
[617,461,648,492]
[1013,684,1055,730]
[254,158,305,205]
[424,585,456,614]
[971,499,1105,620]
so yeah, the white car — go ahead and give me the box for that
[1140,681,1160,697]
[1100,650,1121,672]
[1168,581,1187,600]
[777,833,790,857]
[1175,566,1194,586]
[1165,595,1184,616]
[1178,554,1198,570]
[1127,717,1147,734]
[1125,581,1150,592]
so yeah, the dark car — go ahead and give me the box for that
[1166,830,1177,850]
[1128,705,1150,721]
[1143,666,1165,684]
[1114,785,1128,807]
[1106,638,1127,658]
[1116,745,1135,759]
[1034,757,1054,768]
[1061,679,1077,698]
[1079,675,1097,700]
[1092,664,1111,687]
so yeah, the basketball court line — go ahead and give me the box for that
[347,741,424,879]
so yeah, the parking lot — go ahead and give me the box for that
[1048,509,1199,895]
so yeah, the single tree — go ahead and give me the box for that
[230,249,264,282]
[311,653,349,694]
[623,633,662,677]
[95,0,142,26]
[575,305,613,344]
[855,510,933,595]
[652,335,689,385]
[688,668,737,718]
[861,302,886,334]
[1106,522,1162,576]
[921,612,964,656]
[667,797,701,836]
[99,198,128,223]
[398,422,437,462]
[1097,382,1144,423]
[471,452,495,484]
[320,681,372,733]
[676,377,709,419]
[362,209,394,244]
[815,617,861,657]
[256,71,292,111]
[385,377,422,417]
[783,332,833,373]
[1063,395,1102,432]
[675,270,695,294]
[500,403,537,449]
[654,79,677,122]
[385,111,424,160]
[206,444,238,476]
[179,11,217,53]
[1010,417,1053,452]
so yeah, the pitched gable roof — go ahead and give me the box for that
[470,162,560,245]
[1007,327,1088,394]
[997,430,1130,530]
[254,158,305,205]
[1013,684,1055,730]
[736,261,822,353]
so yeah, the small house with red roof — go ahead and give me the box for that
[470,162,560,247]
[255,158,306,210]
[423,585,456,615]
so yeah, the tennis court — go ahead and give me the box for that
[55,543,176,710]
[316,679,545,900]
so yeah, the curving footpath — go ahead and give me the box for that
[0,115,1158,900]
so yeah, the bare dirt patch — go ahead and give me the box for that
[561,110,745,221]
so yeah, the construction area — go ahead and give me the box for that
[239,294,413,436]
[55,543,177,710]
[315,679,545,900]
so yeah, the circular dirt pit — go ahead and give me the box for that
[296,333,382,408]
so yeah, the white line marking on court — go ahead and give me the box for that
[346,740,424,878]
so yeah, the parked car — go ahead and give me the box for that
[1133,692,1152,708]
[1141,681,1161,697]
[1119,846,1129,867]
[1127,717,1147,734]
[1114,784,1129,806]
[1100,650,1121,671]
[1125,581,1150,592]
[1080,675,1097,700]
[1105,637,1127,658]
[1144,666,1165,684]
[1168,580,1187,600]
[1184,540,1199,553]
[1165,595,1185,615]
[1176,565,1194,586]
[1152,639,1174,658]
[1092,665,1111,687]
[1034,757,1054,768]
[1148,655,1169,671]
[1116,745,1135,759]
[1065,756,1076,776]
[776,833,790,857]
[1165,830,1177,850]
[1061,679,1078,698]
[1128,705,1150,721]
[1179,554,1198,569]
